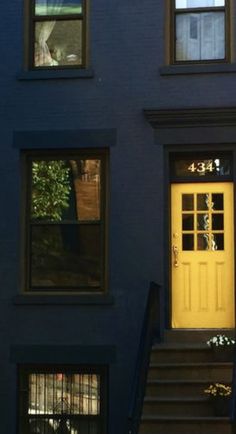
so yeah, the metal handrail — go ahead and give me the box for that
[127,281,164,434]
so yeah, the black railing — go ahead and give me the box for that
[127,281,164,434]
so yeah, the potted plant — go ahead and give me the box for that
[204,383,232,417]
[206,334,235,361]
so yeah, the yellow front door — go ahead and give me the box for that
[171,182,235,328]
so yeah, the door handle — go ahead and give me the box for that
[173,245,179,268]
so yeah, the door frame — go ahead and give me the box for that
[164,145,236,329]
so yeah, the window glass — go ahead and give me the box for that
[32,0,85,68]
[173,157,231,178]
[29,373,100,415]
[31,159,100,222]
[31,224,101,288]
[35,21,82,67]
[19,367,106,434]
[35,0,83,16]
[27,154,106,292]
[173,0,227,63]
[175,0,225,8]
[176,12,225,61]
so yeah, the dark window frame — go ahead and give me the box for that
[170,0,230,64]
[18,364,108,434]
[22,149,108,294]
[28,0,87,70]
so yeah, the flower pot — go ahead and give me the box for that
[211,396,231,417]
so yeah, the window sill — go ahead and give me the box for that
[159,63,236,76]
[17,67,94,80]
[13,293,114,305]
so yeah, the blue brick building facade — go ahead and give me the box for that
[1,1,236,433]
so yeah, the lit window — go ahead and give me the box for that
[172,0,228,62]
[24,150,108,292]
[19,366,107,434]
[30,0,86,68]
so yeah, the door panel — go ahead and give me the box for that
[171,182,234,328]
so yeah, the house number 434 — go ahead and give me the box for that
[188,162,214,173]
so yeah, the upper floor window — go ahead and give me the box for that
[172,0,229,63]
[23,150,108,292]
[30,0,86,68]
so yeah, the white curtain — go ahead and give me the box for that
[176,12,225,61]
[34,0,63,67]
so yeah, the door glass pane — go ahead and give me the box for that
[197,233,210,250]
[182,214,194,230]
[212,233,224,250]
[212,193,223,210]
[197,194,209,210]
[35,0,83,16]
[197,214,209,230]
[182,234,194,250]
[212,214,224,230]
[182,194,194,210]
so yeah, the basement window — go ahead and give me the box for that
[19,366,107,434]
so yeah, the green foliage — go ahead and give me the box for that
[31,160,71,221]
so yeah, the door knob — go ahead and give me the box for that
[173,245,179,267]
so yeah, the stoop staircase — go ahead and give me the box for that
[139,330,234,434]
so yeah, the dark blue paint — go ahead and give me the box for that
[1,1,236,433]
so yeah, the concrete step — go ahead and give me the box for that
[142,397,214,416]
[139,331,234,434]
[164,330,235,344]
[148,362,233,381]
[150,344,230,363]
[145,379,224,398]
[139,416,232,434]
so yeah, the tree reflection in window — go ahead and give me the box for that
[28,156,105,290]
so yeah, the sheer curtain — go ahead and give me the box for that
[176,12,225,61]
[34,0,63,66]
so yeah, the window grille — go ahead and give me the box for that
[19,367,106,434]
